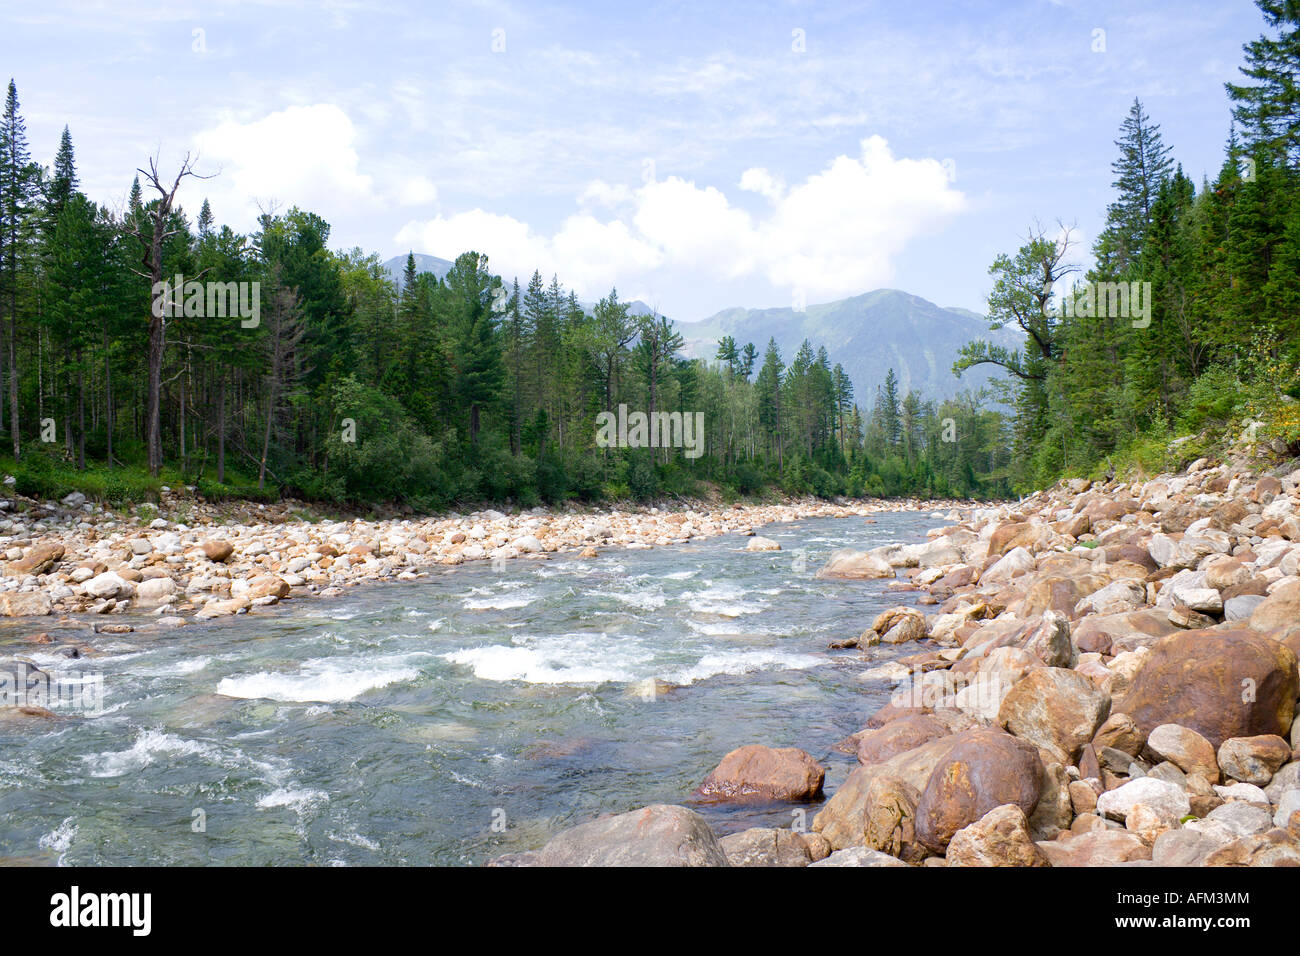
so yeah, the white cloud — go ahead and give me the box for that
[187,103,374,226]
[395,135,966,303]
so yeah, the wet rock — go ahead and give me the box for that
[745,536,780,552]
[530,805,729,867]
[816,549,894,580]
[694,744,825,802]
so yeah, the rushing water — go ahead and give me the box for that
[0,511,942,866]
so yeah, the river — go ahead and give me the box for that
[0,510,939,865]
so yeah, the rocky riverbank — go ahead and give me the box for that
[492,452,1300,866]
[0,489,964,629]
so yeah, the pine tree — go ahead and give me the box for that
[1227,0,1300,166]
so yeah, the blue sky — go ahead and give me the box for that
[0,0,1267,321]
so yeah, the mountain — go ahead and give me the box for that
[381,253,455,287]
[676,289,1024,404]
[386,253,1017,404]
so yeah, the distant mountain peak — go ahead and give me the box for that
[676,288,1021,402]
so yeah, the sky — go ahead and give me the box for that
[0,0,1269,322]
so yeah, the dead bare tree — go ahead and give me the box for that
[127,152,212,476]
[258,268,306,491]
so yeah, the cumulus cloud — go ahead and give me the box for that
[395,135,966,304]
[188,104,374,224]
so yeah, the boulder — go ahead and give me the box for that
[856,714,951,766]
[202,540,235,562]
[1145,724,1220,782]
[862,775,926,863]
[1118,628,1299,747]
[945,804,1048,866]
[1152,828,1228,867]
[135,577,176,605]
[694,745,825,802]
[997,667,1111,764]
[9,543,64,575]
[1020,611,1074,668]
[1093,713,1146,756]
[532,805,729,866]
[808,846,910,867]
[718,827,812,866]
[0,592,52,617]
[1036,830,1152,866]
[914,729,1044,852]
[813,732,965,849]
[980,547,1036,584]
[745,536,781,552]
[816,549,894,580]
[1217,735,1292,784]
[1203,828,1300,866]
[1096,777,1191,822]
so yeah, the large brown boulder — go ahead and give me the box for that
[998,667,1111,764]
[946,804,1049,867]
[813,732,966,849]
[1118,628,1299,747]
[914,729,1044,852]
[694,745,825,802]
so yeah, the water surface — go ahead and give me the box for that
[0,512,938,865]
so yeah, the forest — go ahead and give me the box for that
[0,79,1013,510]
[958,0,1300,494]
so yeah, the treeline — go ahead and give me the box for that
[0,81,1013,509]
[959,0,1300,493]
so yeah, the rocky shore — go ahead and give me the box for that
[492,453,1300,866]
[0,488,961,629]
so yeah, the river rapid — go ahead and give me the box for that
[0,511,939,865]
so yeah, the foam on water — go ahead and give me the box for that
[669,649,824,685]
[216,653,427,702]
[442,632,653,685]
